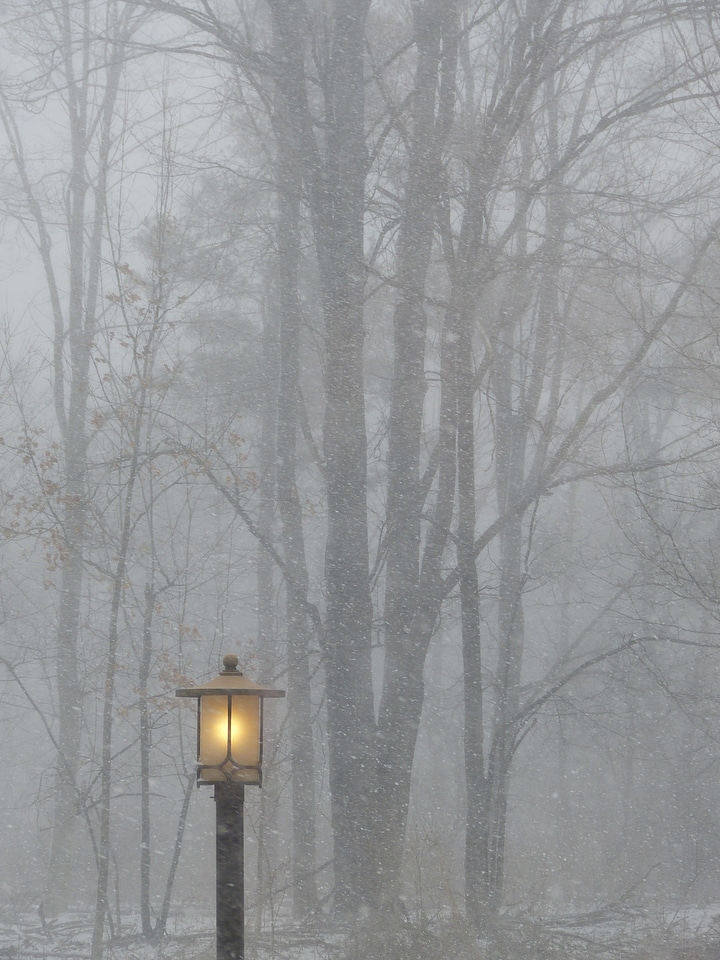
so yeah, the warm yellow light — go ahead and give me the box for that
[199,695,261,783]
[175,654,284,787]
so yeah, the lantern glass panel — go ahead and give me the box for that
[199,695,261,782]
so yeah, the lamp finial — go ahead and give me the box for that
[222,654,240,674]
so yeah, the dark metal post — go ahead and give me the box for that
[215,783,245,960]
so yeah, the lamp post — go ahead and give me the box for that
[176,654,285,960]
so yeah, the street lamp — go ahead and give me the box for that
[176,654,285,960]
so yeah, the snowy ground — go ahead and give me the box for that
[2,904,720,959]
[0,913,213,960]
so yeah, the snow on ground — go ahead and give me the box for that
[2,904,720,959]
[0,912,340,960]
[0,913,213,960]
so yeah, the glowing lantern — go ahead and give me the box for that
[176,654,284,787]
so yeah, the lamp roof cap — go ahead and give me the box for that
[175,653,285,698]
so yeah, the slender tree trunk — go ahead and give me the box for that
[457,319,487,929]
[271,18,319,918]
[155,774,195,939]
[140,581,155,938]
[91,392,145,960]
[255,290,278,933]
[471,80,574,915]
[92,261,163,957]
[48,517,86,912]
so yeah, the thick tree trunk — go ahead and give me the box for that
[311,0,377,915]
[265,0,373,913]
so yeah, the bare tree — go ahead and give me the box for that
[0,0,140,913]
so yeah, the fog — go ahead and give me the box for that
[2,1,720,958]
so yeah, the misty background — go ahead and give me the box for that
[3,0,720,956]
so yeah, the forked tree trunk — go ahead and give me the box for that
[312,0,376,914]
[374,0,460,910]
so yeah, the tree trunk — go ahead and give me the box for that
[372,0,460,909]
[312,0,376,914]
[256,278,279,933]
[45,5,129,911]
[155,774,195,939]
[266,0,449,914]
[140,582,155,938]
[274,134,319,921]
[457,316,486,929]
[91,374,146,960]
[92,232,166,955]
